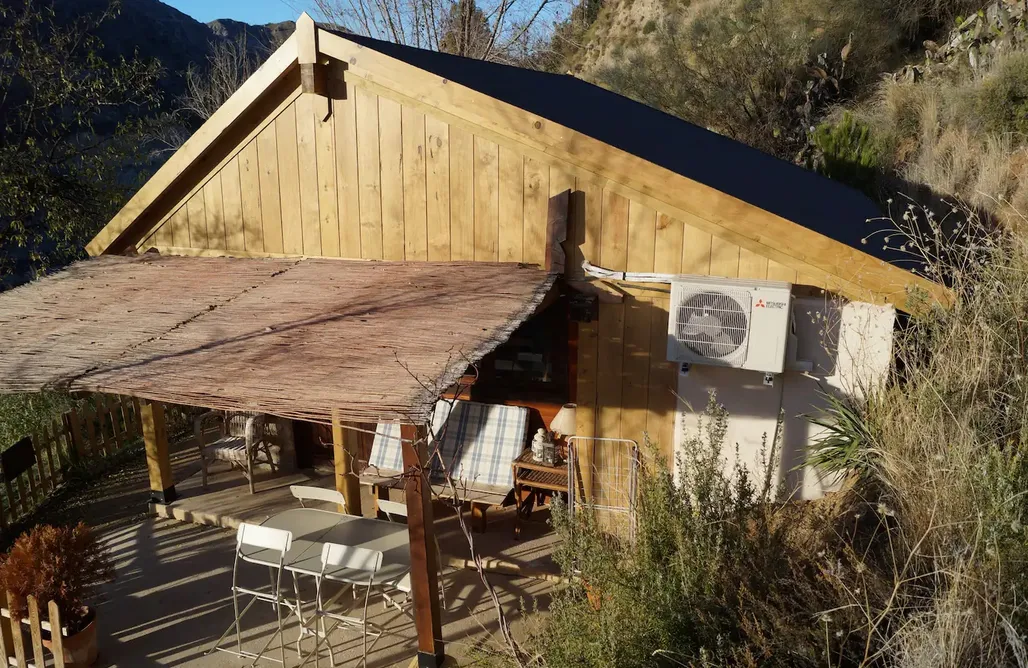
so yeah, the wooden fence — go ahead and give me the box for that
[0,593,68,668]
[0,395,144,530]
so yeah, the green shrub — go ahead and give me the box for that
[975,52,1028,140]
[809,112,886,195]
[0,392,74,451]
[805,388,884,480]
[531,398,872,667]
[642,19,657,34]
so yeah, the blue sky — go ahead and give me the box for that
[163,0,300,25]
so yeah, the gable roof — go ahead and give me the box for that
[337,32,887,264]
[88,16,947,311]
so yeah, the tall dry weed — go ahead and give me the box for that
[856,200,1028,666]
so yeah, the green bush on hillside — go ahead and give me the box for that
[975,52,1028,140]
[0,392,74,451]
[526,400,873,667]
[809,112,887,195]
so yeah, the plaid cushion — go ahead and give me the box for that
[368,400,529,489]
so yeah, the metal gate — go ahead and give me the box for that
[567,436,640,540]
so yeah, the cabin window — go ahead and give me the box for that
[469,296,569,404]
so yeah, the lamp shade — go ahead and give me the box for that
[550,403,577,437]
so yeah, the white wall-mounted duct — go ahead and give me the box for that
[582,260,677,284]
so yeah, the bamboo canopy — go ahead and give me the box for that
[0,254,555,423]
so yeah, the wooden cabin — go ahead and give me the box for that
[84,16,943,495]
[0,15,950,665]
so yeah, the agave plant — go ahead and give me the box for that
[805,387,883,481]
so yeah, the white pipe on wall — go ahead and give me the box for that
[582,260,677,284]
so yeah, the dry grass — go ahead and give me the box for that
[849,201,1028,667]
[850,51,1028,229]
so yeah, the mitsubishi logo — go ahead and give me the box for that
[755,299,766,308]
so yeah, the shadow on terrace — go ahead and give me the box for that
[91,433,559,667]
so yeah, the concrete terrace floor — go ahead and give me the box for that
[97,517,554,667]
[79,435,560,667]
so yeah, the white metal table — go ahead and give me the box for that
[247,508,411,587]
[234,508,411,666]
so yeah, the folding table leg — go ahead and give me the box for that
[234,571,244,655]
[293,572,308,660]
[208,594,259,657]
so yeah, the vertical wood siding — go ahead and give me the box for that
[138,74,803,461]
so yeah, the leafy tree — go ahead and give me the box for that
[0,0,162,283]
[311,0,558,63]
[538,0,603,73]
[438,0,493,57]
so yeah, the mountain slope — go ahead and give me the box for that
[50,0,293,98]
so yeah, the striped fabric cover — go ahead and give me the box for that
[368,400,529,489]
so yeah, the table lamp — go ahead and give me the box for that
[549,403,576,460]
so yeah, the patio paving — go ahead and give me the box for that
[84,436,562,666]
[96,516,555,667]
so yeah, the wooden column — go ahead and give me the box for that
[141,401,176,504]
[331,412,362,516]
[400,423,445,667]
[545,189,571,274]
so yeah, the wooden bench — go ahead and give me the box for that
[359,469,515,532]
[363,400,530,532]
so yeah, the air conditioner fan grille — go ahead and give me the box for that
[675,290,750,361]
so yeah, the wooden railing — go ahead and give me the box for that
[0,593,67,668]
[0,394,144,530]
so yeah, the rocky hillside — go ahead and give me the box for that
[51,0,293,98]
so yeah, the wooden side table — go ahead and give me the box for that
[512,449,568,538]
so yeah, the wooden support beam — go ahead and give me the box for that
[297,14,331,120]
[400,422,445,668]
[141,400,176,504]
[545,189,570,274]
[332,412,362,516]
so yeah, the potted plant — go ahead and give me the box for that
[0,522,114,666]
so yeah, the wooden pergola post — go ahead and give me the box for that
[140,400,176,504]
[400,423,445,667]
[331,412,362,516]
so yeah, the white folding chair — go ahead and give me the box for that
[209,523,296,666]
[290,485,347,512]
[376,498,446,613]
[299,544,384,668]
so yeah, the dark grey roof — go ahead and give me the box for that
[336,32,892,264]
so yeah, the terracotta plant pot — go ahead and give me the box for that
[42,607,98,667]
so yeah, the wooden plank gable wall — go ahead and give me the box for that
[137,68,807,461]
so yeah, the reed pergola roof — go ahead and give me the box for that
[0,254,555,424]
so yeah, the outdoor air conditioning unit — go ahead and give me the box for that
[667,276,793,373]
